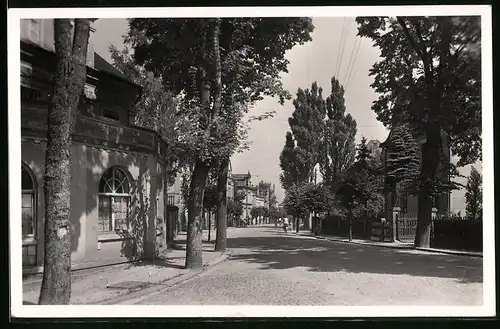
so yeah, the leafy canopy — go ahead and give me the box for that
[125,18,315,164]
[356,16,481,168]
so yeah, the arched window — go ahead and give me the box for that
[98,167,131,232]
[22,164,36,237]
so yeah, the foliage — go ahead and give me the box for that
[465,166,482,220]
[356,15,481,176]
[279,132,309,190]
[356,16,480,247]
[250,206,268,218]
[382,123,420,191]
[109,45,182,184]
[283,182,333,219]
[228,191,245,219]
[288,83,326,179]
[336,139,385,218]
[271,207,287,219]
[283,182,310,219]
[356,137,372,165]
[319,77,358,189]
[126,18,314,165]
[203,181,218,212]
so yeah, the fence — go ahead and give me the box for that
[431,218,483,251]
[321,214,373,239]
[397,211,418,243]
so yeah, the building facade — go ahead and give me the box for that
[232,172,252,221]
[19,19,177,274]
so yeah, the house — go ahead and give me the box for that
[19,19,177,274]
[379,114,450,219]
[232,172,253,221]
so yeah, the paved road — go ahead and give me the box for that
[132,226,483,306]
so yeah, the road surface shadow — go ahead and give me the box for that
[227,234,483,284]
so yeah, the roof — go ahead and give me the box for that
[232,173,251,180]
[93,52,138,87]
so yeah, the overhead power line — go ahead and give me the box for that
[345,38,362,93]
[337,19,351,85]
[343,36,360,85]
[334,18,347,79]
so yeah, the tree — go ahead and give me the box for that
[356,16,481,247]
[288,83,326,182]
[127,18,314,262]
[109,45,181,184]
[279,132,309,190]
[465,166,482,220]
[228,191,245,226]
[356,137,372,165]
[336,139,384,241]
[283,182,310,228]
[383,123,420,191]
[320,77,358,191]
[39,19,92,305]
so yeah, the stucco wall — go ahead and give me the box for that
[21,139,164,272]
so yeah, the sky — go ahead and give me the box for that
[92,17,481,214]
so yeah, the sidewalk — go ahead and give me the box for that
[23,230,228,305]
[292,230,483,258]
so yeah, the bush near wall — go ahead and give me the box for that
[431,219,483,252]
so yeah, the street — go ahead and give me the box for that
[129,226,483,305]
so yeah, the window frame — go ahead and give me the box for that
[21,163,37,242]
[98,167,132,234]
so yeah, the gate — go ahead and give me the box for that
[397,212,418,243]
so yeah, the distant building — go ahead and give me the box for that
[366,139,382,160]
[232,171,252,221]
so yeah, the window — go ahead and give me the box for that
[98,167,131,232]
[22,164,36,237]
[101,108,120,121]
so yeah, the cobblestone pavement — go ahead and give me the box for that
[131,226,483,306]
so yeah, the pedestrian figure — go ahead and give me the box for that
[283,217,289,233]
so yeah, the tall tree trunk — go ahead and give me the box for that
[185,159,209,269]
[414,128,441,248]
[348,211,353,242]
[208,211,212,242]
[185,18,222,268]
[39,19,91,305]
[215,158,229,252]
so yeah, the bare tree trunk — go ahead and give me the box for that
[185,18,222,268]
[39,19,91,305]
[348,211,353,242]
[414,128,441,248]
[207,211,211,242]
[215,158,229,252]
[185,159,209,269]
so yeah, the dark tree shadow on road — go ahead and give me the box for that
[226,232,483,284]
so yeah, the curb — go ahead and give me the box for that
[93,250,232,305]
[293,232,482,258]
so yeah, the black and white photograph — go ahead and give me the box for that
[8,5,494,318]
